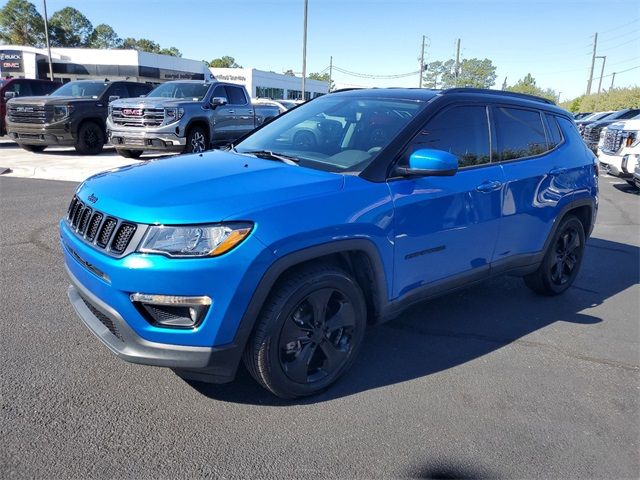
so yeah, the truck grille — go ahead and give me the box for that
[66,196,138,256]
[582,126,601,143]
[601,128,624,154]
[7,104,53,124]
[111,107,165,127]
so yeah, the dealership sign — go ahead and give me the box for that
[0,50,23,72]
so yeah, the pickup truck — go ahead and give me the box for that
[6,80,152,154]
[106,81,281,158]
[1,78,61,136]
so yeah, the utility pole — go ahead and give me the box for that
[301,0,308,100]
[328,55,333,92]
[419,35,426,88]
[557,91,562,103]
[610,72,616,90]
[42,0,54,80]
[586,32,598,95]
[454,38,461,84]
[501,77,507,90]
[596,55,606,94]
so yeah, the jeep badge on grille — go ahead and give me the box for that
[88,194,98,204]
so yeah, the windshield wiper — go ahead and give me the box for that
[240,150,300,166]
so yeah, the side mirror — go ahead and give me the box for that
[396,148,458,177]
[211,96,228,108]
[108,95,120,103]
[4,91,17,100]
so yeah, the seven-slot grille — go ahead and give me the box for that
[111,107,165,127]
[7,104,53,124]
[67,196,137,255]
[601,128,624,154]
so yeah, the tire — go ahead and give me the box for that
[524,215,586,296]
[19,144,46,153]
[75,121,105,155]
[185,126,208,153]
[116,149,143,159]
[243,263,367,399]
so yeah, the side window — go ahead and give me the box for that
[225,86,247,105]
[211,85,228,103]
[545,114,563,148]
[494,107,548,161]
[7,81,33,97]
[129,84,150,98]
[557,117,583,143]
[106,83,129,100]
[32,82,56,96]
[408,105,490,168]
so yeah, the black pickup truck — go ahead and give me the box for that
[6,80,151,154]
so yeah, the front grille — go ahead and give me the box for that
[601,128,624,154]
[65,196,139,255]
[8,104,53,124]
[583,126,601,143]
[79,294,123,342]
[111,107,165,128]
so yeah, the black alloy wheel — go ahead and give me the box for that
[75,122,105,155]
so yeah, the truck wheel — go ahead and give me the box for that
[524,215,585,296]
[185,126,208,153]
[19,144,46,153]
[243,263,367,399]
[116,149,143,159]
[75,121,105,155]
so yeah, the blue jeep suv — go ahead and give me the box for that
[61,88,598,398]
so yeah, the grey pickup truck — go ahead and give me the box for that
[107,80,281,158]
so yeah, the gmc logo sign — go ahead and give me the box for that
[122,108,143,116]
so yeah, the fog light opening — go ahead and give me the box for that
[130,293,211,329]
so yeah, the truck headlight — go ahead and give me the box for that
[623,131,639,147]
[53,105,73,121]
[138,223,252,257]
[164,107,184,122]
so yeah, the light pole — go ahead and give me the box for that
[301,0,308,100]
[42,0,54,80]
[596,55,606,94]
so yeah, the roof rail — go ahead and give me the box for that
[442,88,556,105]
[330,87,364,93]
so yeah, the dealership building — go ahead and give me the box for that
[209,67,329,100]
[0,45,212,85]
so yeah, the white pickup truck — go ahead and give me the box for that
[597,118,640,187]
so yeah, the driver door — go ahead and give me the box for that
[388,104,504,298]
[210,85,232,142]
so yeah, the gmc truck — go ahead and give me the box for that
[1,78,61,136]
[106,81,280,158]
[6,80,151,154]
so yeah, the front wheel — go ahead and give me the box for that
[116,149,143,159]
[75,122,104,155]
[243,263,367,399]
[524,215,585,296]
[185,126,208,153]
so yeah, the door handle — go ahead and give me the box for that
[549,167,568,176]
[476,180,502,193]
[227,110,235,114]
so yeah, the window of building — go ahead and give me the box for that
[406,105,490,168]
[494,107,548,161]
[255,86,284,99]
[287,89,302,100]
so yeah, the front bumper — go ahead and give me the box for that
[6,123,75,146]
[598,152,632,178]
[107,128,186,152]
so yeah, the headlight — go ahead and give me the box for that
[623,131,639,147]
[53,105,73,121]
[138,223,252,257]
[164,107,184,122]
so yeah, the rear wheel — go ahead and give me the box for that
[19,144,46,153]
[185,126,208,153]
[243,263,367,399]
[524,215,585,296]
[75,121,104,155]
[116,149,143,159]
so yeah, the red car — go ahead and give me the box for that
[0,78,61,136]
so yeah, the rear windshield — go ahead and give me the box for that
[50,81,108,98]
[147,82,210,100]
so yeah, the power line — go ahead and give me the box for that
[598,28,640,44]
[331,65,420,79]
[593,64,640,81]
[598,18,640,35]
[598,36,640,52]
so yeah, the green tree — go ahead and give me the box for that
[159,46,182,57]
[560,87,640,112]
[283,69,296,76]
[208,56,241,68]
[122,37,160,53]
[506,73,558,102]
[0,0,44,46]
[308,71,334,90]
[423,58,497,89]
[87,24,121,49]
[423,60,453,88]
[49,7,93,47]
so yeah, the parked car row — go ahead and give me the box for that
[2,79,285,157]
[576,108,640,153]
[596,115,640,188]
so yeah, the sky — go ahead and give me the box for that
[3,0,640,101]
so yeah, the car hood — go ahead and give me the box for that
[76,150,345,224]
[7,95,98,106]
[112,97,198,109]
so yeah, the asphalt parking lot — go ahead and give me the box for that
[1,169,638,478]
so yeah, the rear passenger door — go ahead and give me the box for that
[491,106,575,265]
[388,104,504,298]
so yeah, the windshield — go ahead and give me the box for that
[236,95,424,173]
[50,81,108,98]
[279,101,297,110]
[147,82,210,100]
